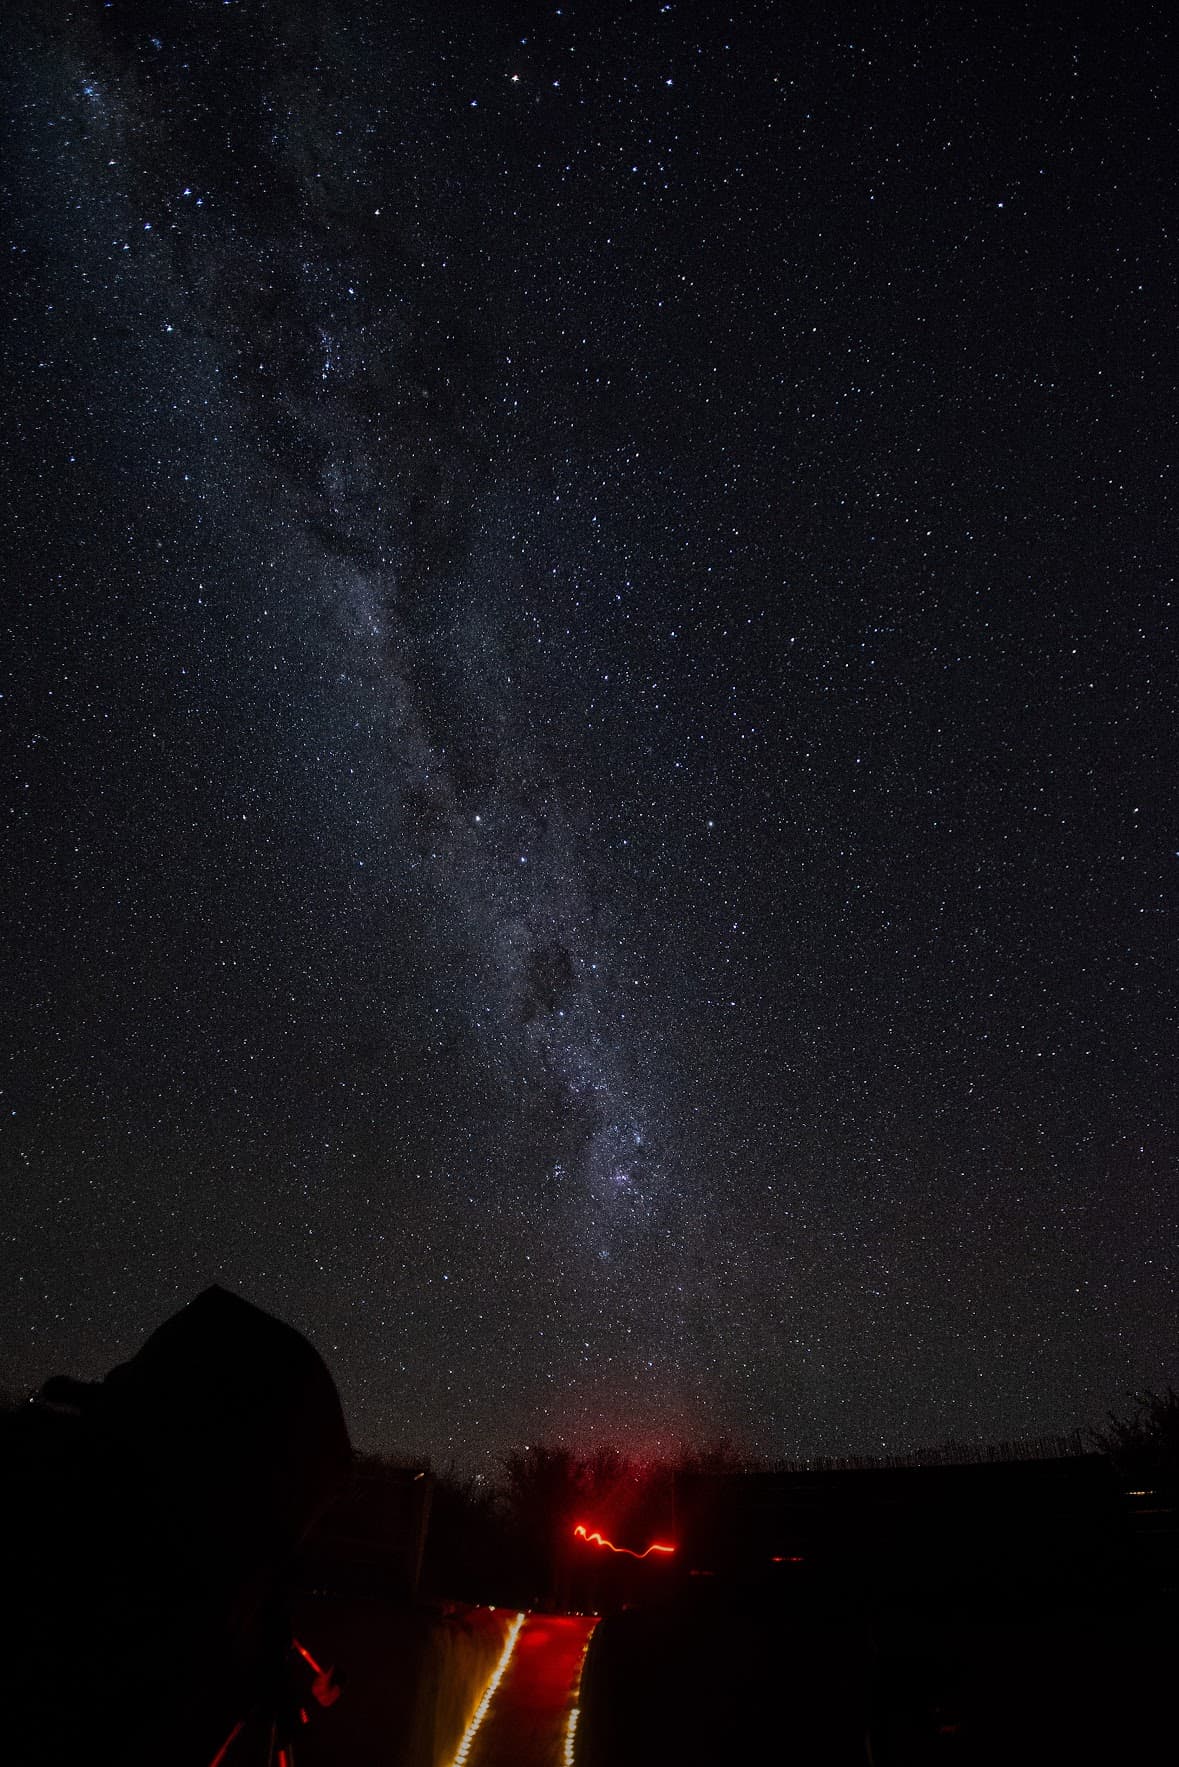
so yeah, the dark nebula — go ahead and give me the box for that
[2,2,1175,1466]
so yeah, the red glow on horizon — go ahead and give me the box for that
[573,1523,676,1559]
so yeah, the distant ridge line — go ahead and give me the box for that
[767,1432,1090,1472]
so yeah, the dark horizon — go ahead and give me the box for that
[3,2,1175,1469]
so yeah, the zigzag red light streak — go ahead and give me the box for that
[573,1523,675,1559]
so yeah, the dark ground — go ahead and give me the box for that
[577,1581,1178,1766]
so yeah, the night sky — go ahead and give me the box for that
[2,2,1175,1468]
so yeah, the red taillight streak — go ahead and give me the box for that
[573,1523,675,1559]
[208,1719,244,1767]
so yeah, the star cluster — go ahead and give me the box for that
[1,2,1174,1466]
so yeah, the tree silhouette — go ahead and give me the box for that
[1092,1388,1179,1498]
[500,1444,587,1597]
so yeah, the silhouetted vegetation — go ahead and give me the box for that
[1091,1388,1179,1498]
[420,1468,516,1604]
[407,1431,1121,1611]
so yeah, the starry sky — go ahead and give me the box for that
[2,1,1175,1467]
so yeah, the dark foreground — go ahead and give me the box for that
[574,1584,1178,1767]
[4,1291,1174,1764]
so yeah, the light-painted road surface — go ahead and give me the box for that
[463,1612,597,1767]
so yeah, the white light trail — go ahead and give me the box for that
[445,1611,525,1767]
[563,1619,599,1767]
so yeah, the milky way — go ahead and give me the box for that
[2,3,1175,1465]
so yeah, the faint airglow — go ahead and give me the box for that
[446,1611,525,1767]
[573,1523,675,1559]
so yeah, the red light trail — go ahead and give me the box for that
[293,1639,324,1676]
[572,1523,675,1559]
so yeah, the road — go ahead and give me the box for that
[461,1612,598,1767]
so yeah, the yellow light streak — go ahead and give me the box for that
[445,1611,525,1767]
[562,1619,598,1767]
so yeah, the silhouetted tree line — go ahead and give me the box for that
[7,1380,1174,1607]
[1090,1387,1179,1499]
[362,1441,758,1606]
[355,1419,1172,1607]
